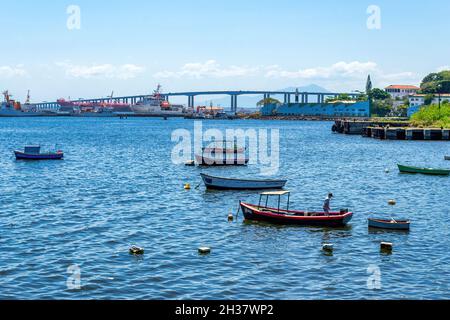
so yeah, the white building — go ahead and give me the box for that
[408,94,450,116]
[385,85,420,99]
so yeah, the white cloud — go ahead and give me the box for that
[264,61,420,90]
[0,65,28,78]
[56,62,145,79]
[265,61,378,79]
[154,60,260,79]
[437,66,450,72]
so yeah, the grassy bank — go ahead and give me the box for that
[411,103,450,128]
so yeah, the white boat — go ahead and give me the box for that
[201,173,287,190]
[131,85,185,115]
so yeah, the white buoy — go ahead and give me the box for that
[198,247,211,255]
[228,213,234,221]
[322,244,334,252]
[388,199,396,206]
[385,168,390,173]
[129,245,145,255]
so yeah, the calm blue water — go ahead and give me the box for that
[0,118,449,300]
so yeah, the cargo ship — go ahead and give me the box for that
[131,85,185,116]
[57,91,132,116]
[0,90,44,117]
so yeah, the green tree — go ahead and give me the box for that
[326,94,354,103]
[370,88,391,100]
[424,94,434,106]
[371,100,392,117]
[257,97,281,106]
[420,70,450,94]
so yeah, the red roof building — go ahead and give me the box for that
[385,85,420,99]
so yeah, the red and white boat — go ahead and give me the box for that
[240,191,353,227]
[131,85,185,115]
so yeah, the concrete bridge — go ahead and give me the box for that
[33,90,362,113]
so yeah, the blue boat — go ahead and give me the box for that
[14,146,64,160]
[368,218,410,230]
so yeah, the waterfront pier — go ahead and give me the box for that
[334,120,449,141]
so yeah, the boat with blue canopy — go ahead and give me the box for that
[14,145,64,160]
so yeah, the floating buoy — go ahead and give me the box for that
[388,199,396,206]
[228,213,234,221]
[185,160,195,166]
[129,245,145,255]
[322,244,334,252]
[184,183,191,190]
[380,242,393,252]
[385,168,390,173]
[198,247,211,255]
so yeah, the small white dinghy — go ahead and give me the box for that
[200,173,287,190]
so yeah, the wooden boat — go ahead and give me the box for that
[201,173,287,190]
[196,140,248,166]
[14,146,64,160]
[195,154,249,166]
[368,218,410,231]
[398,164,450,176]
[240,191,353,227]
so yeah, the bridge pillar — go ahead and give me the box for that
[230,95,238,113]
[188,96,195,109]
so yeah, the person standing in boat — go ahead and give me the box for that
[323,193,333,215]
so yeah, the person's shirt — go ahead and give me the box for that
[323,197,331,209]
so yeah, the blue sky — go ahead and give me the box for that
[1,0,449,102]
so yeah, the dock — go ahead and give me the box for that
[332,119,409,135]
[334,119,449,141]
[365,127,450,141]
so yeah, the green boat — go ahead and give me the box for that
[398,164,450,176]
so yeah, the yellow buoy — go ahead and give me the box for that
[184,183,191,190]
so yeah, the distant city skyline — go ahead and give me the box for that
[1,0,450,103]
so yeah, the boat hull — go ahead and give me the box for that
[445,156,450,161]
[195,154,249,166]
[398,164,450,176]
[0,110,44,117]
[201,174,287,190]
[368,218,410,230]
[15,151,64,160]
[240,203,353,227]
